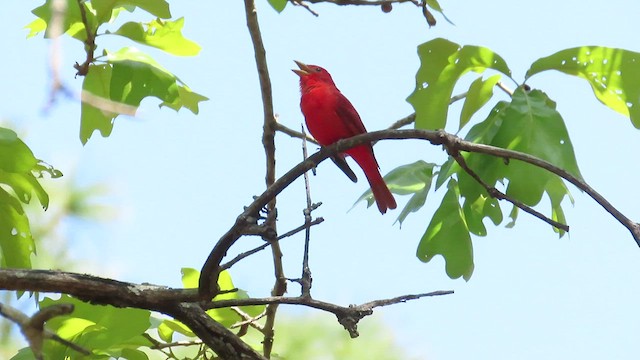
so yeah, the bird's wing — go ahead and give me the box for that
[334,91,379,169]
[334,92,368,136]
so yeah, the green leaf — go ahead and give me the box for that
[80,48,208,143]
[462,194,502,237]
[0,128,60,269]
[24,18,46,39]
[0,189,35,269]
[425,0,454,25]
[111,18,201,56]
[446,88,580,234]
[39,295,151,358]
[407,38,512,130]
[268,0,288,12]
[80,64,118,144]
[417,179,474,280]
[30,0,98,41]
[459,74,501,130]
[181,267,200,288]
[161,85,208,114]
[92,0,171,24]
[158,318,195,341]
[526,46,640,128]
[181,268,266,328]
[106,47,208,110]
[356,161,436,226]
[119,348,149,360]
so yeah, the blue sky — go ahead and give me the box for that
[2,1,640,359]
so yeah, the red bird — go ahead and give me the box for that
[293,61,397,214]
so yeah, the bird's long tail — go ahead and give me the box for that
[348,146,397,214]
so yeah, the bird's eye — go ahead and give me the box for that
[315,67,322,72]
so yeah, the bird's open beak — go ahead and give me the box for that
[292,60,312,77]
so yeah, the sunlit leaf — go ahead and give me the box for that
[407,38,512,130]
[37,295,151,358]
[106,47,208,109]
[24,18,46,39]
[181,267,200,288]
[526,46,640,128]
[463,195,502,237]
[80,48,207,143]
[441,88,580,234]
[180,268,265,328]
[111,18,201,56]
[80,64,118,144]
[425,0,454,25]
[0,128,60,269]
[417,179,474,280]
[92,0,171,24]
[356,161,436,226]
[459,74,501,130]
[30,0,97,41]
[267,0,288,12]
[0,189,35,269]
[158,318,195,341]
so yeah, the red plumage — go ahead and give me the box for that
[293,61,397,214]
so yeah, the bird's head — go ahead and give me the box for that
[293,60,336,88]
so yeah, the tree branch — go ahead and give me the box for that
[0,268,449,358]
[447,146,569,232]
[299,128,315,297]
[0,269,263,359]
[243,0,284,356]
[205,290,453,338]
[0,302,90,359]
[73,0,96,76]
[199,129,640,297]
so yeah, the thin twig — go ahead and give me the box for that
[386,91,469,130]
[278,217,325,240]
[387,113,416,130]
[74,0,97,76]
[300,126,314,297]
[220,218,324,271]
[0,302,91,358]
[275,122,317,144]
[359,291,453,309]
[496,81,514,96]
[206,290,453,338]
[306,0,417,5]
[291,0,319,16]
[231,307,267,331]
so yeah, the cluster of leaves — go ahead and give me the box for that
[12,269,264,360]
[0,128,61,270]
[360,38,640,280]
[27,0,207,144]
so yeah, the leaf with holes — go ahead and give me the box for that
[0,128,60,269]
[407,38,512,130]
[439,88,580,236]
[80,48,208,143]
[111,18,201,56]
[526,46,640,128]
